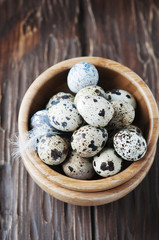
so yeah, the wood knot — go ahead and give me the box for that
[23,8,41,34]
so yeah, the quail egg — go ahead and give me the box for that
[113,129,147,161]
[48,100,83,132]
[30,110,59,151]
[29,126,60,153]
[108,101,135,129]
[37,135,68,165]
[123,124,142,135]
[105,89,136,108]
[74,85,106,105]
[30,110,55,130]
[46,92,74,109]
[106,125,142,147]
[77,95,114,127]
[93,148,123,177]
[71,125,108,157]
[62,151,95,180]
[67,62,99,93]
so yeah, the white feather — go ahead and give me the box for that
[10,127,60,159]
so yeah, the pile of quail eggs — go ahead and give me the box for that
[30,62,147,180]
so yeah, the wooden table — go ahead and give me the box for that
[0,0,159,239]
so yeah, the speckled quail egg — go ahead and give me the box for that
[113,129,147,161]
[71,125,108,157]
[48,100,83,132]
[106,125,142,147]
[74,85,106,105]
[67,62,99,93]
[77,95,114,127]
[30,110,59,151]
[29,126,60,153]
[37,134,68,165]
[108,101,135,129]
[46,92,74,109]
[105,89,136,109]
[62,151,95,180]
[93,148,123,177]
[123,124,142,135]
[30,110,55,130]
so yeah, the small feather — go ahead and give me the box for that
[10,126,60,159]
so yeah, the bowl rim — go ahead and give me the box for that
[18,57,159,192]
[20,141,156,206]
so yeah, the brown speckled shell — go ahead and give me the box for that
[62,151,94,180]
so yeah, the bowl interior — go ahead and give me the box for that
[19,57,158,192]
[27,67,150,139]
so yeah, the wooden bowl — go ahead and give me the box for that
[18,57,159,195]
[19,145,157,206]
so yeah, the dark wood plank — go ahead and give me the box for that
[0,0,159,239]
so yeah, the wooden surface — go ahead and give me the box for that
[0,0,159,239]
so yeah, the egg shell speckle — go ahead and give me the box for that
[77,95,114,127]
[113,129,147,161]
[74,85,106,105]
[105,89,136,108]
[71,125,108,157]
[48,100,83,132]
[46,92,74,109]
[93,148,123,177]
[62,151,95,180]
[37,135,68,165]
[108,101,135,129]
[67,62,99,93]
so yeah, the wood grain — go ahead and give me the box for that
[0,0,159,239]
